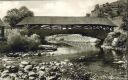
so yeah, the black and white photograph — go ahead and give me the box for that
[0,0,128,80]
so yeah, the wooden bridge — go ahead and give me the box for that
[17,16,117,39]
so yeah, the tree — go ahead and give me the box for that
[94,4,100,10]
[86,13,91,17]
[3,6,34,27]
[120,0,128,30]
[121,12,128,30]
[93,4,106,18]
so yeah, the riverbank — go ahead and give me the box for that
[102,29,128,51]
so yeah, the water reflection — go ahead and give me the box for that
[103,49,127,64]
[50,44,127,66]
[49,44,100,60]
[101,49,127,79]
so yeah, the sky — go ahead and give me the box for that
[0,0,118,19]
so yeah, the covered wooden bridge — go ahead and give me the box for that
[17,16,117,39]
[18,16,116,30]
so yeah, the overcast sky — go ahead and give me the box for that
[0,0,117,19]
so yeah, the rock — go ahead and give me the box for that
[19,64,25,68]
[1,72,9,78]
[6,66,11,69]
[2,58,12,63]
[60,68,66,73]
[2,70,9,74]
[68,63,73,66]
[22,54,29,57]
[8,66,19,73]
[55,62,60,66]
[47,75,59,80]
[28,71,37,77]
[1,70,9,78]
[1,76,13,80]
[60,61,67,65]
[24,65,33,72]
[113,61,125,64]
[9,73,17,78]
[7,53,19,57]
[2,58,11,61]
[50,66,60,72]
[112,38,118,46]
[21,61,30,65]
[33,66,39,72]
[38,71,45,77]
[64,59,69,62]
[40,76,46,80]
[18,71,23,76]
[38,45,57,51]
[21,74,28,79]
[29,76,36,80]
[40,66,45,71]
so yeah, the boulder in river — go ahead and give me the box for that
[28,71,37,77]
[38,71,45,78]
[29,76,36,80]
[21,61,30,66]
[24,65,33,72]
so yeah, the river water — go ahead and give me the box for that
[48,44,128,80]
[0,42,127,79]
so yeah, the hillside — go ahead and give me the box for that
[91,0,127,27]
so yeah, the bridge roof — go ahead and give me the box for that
[17,16,117,27]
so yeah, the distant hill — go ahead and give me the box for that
[90,0,127,27]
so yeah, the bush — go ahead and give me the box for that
[6,30,41,52]
[0,42,11,53]
[20,28,29,36]
[26,34,41,50]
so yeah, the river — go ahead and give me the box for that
[0,42,127,79]
[46,44,127,80]
[44,34,127,79]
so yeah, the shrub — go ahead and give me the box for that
[6,30,41,52]
[0,42,11,53]
[20,28,29,36]
[26,34,41,50]
[7,30,28,51]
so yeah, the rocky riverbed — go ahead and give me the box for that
[0,51,127,80]
[0,58,96,80]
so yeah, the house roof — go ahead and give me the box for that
[0,19,10,28]
[0,19,5,27]
[17,16,117,27]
